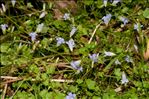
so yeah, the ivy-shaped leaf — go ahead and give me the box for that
[143,8,149,18]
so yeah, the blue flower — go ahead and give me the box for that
[66,92,76,99]
[125,55,133,63]
[29,32,37,42]
[70,60,83,72]
[102,14,112,25]
[134,23,143,32]
[104,51,116,57]
[66,39,75,52]
[119,16,129,26]
[70,26,77,37]
[103,0,108,7]
[39,11,47,19]
[115,59,121,65]
[112,0,121,6]
[56,37,65,46]
[89,53,99,63]
[11,0,16,7]
[1,24,8,32]
[121,71,129,84]
[63,13,70,20]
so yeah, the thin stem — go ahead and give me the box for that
[88,23,101,44]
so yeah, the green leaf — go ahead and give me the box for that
[54,92,65,99]
[39,90,53,99]
[0,43,10,53]
[114,68,121,80]
[46,65,55,74]
[93,96,101,99]
[53,20,66,30]
[96,0,103,8]
[78,25,88,35]
[29,64,39,74]
[121,7,129,14]
[41,73,48,80]
[143,8,149,18]
[69,86,78,93]
[85,79,96,90]
[76,79,83,84]
[83,0,94,5]
[1,55,12,65]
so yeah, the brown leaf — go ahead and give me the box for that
[144,39,149,60]
[115,86,122,92]
[52,0,77,20]
[54,0,77,9]
[53,9,63,20]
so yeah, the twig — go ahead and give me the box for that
[2,83,8,99]
[2,79,23,84]
[1,76,74,83]
[1,76,19,80]
[50,79,74,83]
[9,80,24,99]
[88,23,101,44]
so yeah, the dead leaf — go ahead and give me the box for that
[54,0,77,10]
[53,9,63,20]
[115,86,122,92]
[53,0,77,20]
[143,39,149,60]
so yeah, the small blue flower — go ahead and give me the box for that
[36,23,44,33]
[89,53,99,63]
[11,0,16,7]
[102,14,112,25]
[104,51,116,57]
[115,59,121,65]
[70,60,83,72]
[125,55,133,63]
[121,71,129,84]
[103,0,108,7]
[112,0,121,6]
[134,23,143,32]
[66,39,75,52]
[70,26,77,37]
[29,32,37,42]
[1,24,8,32]
[56,37,65,46]
[66,92,76,99]
[39,11,46,19]
[63,13,70,20]
[119,17,129,26]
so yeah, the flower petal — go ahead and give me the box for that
[70,60,83,72]
[125,55,133,63]
[70,26,77,37]
[66,92,76,99]
[89,53,98,63]
[1,24,8,32]
[11,0,16,7]
[66,39,75,52]
[29,32,37,42]
[121,72,129,84]
[104,51,116,56]
[115,59,121,65]
[63,13,70,20]
[102,14,112,25]
[56,37,65,46]
[39,11,46,19]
